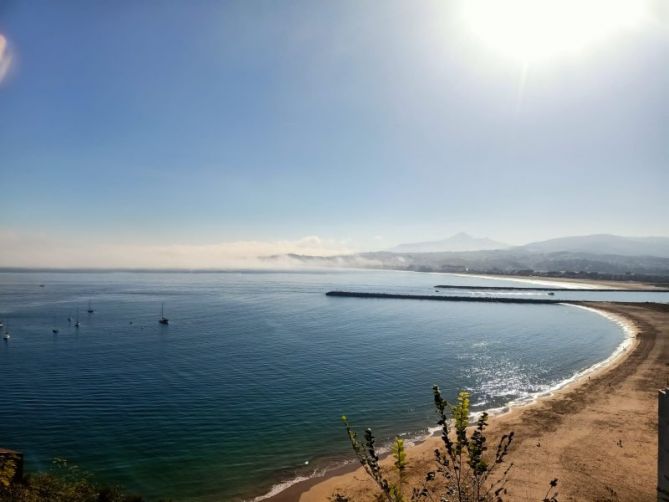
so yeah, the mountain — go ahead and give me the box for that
[387,232,509,253]
[518,234,669,259]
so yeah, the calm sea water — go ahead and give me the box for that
[0,270,663,500]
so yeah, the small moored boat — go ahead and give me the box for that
[159,303,169,325]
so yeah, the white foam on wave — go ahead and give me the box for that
[251,431,429,502]
[251,475,313,501]
[251,463,348,502]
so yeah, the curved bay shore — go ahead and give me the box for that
[266,301,669,501]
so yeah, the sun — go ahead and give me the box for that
[461,0,648,64]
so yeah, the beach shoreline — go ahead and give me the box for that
[449,272,667,290]
[260,279,667,501]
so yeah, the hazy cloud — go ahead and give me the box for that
[0,231,355,269]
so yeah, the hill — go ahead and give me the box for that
[262,234,669,284]
[387,232,508,253]
[517,234,669,258]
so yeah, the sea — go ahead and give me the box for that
[0,269,667,500]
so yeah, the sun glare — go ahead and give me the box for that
[461,0,647,64]
[0,34,12,83]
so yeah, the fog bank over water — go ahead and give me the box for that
[0,231,357,269]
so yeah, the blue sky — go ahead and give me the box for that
[0,1,667,266]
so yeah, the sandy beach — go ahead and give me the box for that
[267,300,669,501]
[451,272,669,290]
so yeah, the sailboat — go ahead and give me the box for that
[3,322,9,340]
[87,300,94,314]
[159,303,169,325]
[74,309,80,328]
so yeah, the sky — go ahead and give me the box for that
[0,1,667,267]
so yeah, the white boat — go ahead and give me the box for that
[74,309,80,328]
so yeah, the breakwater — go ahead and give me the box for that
[325,291,564,304]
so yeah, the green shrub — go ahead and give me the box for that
[340,385,559,502]
[0,457,147,502]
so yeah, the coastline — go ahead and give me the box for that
[449,272,665,290]
[257,274,646,501]
[260,278,667,502]
[479,302,639,416]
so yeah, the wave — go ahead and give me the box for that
[252,473,316,501]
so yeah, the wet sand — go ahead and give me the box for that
[267,301,669,501]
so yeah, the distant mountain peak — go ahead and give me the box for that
[387,233,509,253]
